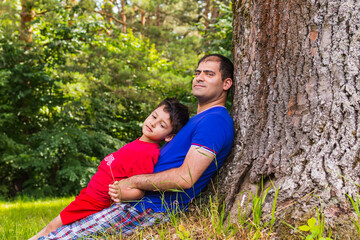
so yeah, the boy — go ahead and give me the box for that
[30,98,189,240]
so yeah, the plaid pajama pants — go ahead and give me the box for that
[38,203,169,240]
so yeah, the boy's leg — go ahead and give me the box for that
[28,215,63,240]
[36,203,169,240]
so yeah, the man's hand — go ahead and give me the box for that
[109,180,145,202]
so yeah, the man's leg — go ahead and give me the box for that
[38,203,168,240]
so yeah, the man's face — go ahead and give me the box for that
[141,105,173,143]
[192,60,226,103]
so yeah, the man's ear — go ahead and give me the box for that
[164,134,175,142]
[223,78,232,91]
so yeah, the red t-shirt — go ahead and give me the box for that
[86,138,159,202]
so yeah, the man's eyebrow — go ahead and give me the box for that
[195,69,216,74]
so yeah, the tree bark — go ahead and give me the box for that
[140,9,146,27]
[220,0,360,236]
[155,5,161,27]
[1,0,7,17]
[102,0,114,24]
[203,0,210,29]
[20,0,35,43]
[120,0,126,32]
[147,14,152,26]
[210,0,218,24]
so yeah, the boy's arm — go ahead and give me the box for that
[111,181,145,201]
[109,145,215,202]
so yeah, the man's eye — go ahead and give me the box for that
[160,124,165,128]
[152,115,156,118]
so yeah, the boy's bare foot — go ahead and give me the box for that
[29,215,63,240]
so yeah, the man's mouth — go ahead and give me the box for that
[194,84,206,88]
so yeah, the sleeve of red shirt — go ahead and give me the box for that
[111,145,160,179]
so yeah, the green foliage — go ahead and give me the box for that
[177,224,191,240]
[282,205,333,240]
[0,1,197,199]
[347,194,360,237]
[245,179,278,239]
[197,1,233,59]
[298,214,332,240]
[0,0,231,199]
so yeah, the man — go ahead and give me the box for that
[38,54,234,239]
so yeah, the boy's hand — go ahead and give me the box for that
[109,180,145,202]
[109,181,121,202]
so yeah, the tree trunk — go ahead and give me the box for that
[220,0,360,236]
[147,14,152,26]
[120,0,126,32]
[140,9,146,27]
[20,0,35,43]
[155,5,161,27]
[203,0,210,29]
[67,0,77,27]
[102,0,114,24]
[210,0,218,25]
[1,0,7,17]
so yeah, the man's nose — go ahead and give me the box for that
[195,73,204,81]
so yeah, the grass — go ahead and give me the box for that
[0,197,73,240]
[0,185,343,240]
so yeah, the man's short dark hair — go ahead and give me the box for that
[198,54,234,81]
[157,98,189,135]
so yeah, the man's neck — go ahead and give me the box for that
[197,98,226,114]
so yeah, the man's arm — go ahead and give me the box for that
[109,145,215,202]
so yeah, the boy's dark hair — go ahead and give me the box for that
[157,98,189,135]
[198,54,234,81]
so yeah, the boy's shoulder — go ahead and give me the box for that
[116,139,159,155]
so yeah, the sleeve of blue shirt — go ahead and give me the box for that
[191,112,233,158]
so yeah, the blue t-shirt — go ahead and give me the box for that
[131,106,234,213]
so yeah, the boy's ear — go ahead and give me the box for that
[164,134,175,142]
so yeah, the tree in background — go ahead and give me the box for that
[197,0,232,59]
[219,0,360,236]
[0,0,212,198]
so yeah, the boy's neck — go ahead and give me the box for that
[139,135,159,144]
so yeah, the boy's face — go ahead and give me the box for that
[140,105,174,143]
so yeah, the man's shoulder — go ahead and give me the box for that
[198,107,233,126]
[192,107,234,140]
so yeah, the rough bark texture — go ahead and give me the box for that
[219,0,360,236]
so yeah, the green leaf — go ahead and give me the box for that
[305,235,314,240]
[307,217,317,227]
[299,225,311,231]
[310,225,320,234]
